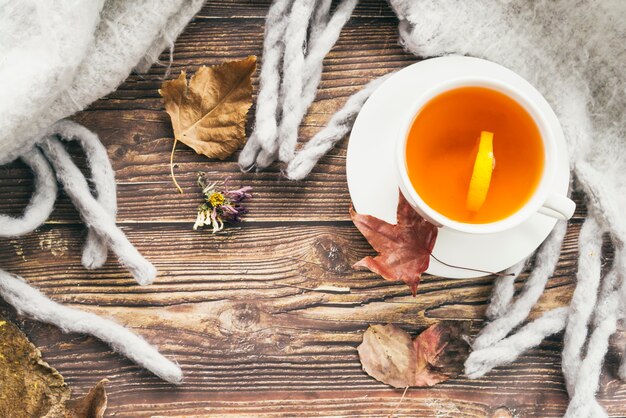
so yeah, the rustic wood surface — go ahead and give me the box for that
[0,1,623,416]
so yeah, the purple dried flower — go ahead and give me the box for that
[193,173,252,232]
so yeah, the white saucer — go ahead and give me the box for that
[346,56,570,278]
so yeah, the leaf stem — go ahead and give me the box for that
[429,253,514,277]
[170,138,183,194]
[388,386,409,418]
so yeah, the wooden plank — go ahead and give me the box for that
[0,219,597,417]
[0,0,620,416]
[3,268,624,418]
[0,222,583,309]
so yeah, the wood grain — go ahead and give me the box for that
[0,1,621,416]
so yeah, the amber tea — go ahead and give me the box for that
[404,86,545,224]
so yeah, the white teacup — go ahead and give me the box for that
[396,76,575,235]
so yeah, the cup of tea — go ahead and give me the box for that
[396,76,575,235]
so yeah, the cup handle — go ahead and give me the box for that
[538,194,576,220]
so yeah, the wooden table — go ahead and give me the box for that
[1,1,624,416]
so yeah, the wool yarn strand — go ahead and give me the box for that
[567,279,620,418]
[238,0,294,170]
[465,307,568,379]
[285,73,392,180]
[561,214,605,395]
[0,270,182,384]
[0,149,57,237]
[471,221,567,350]
[274,0,358,166]
[309,0,333,44]
[564,268,620,418]
[51,120,117,270]
[239,0,358,172]
[273,0,317,163]
[485,259,527,321]
[39,137,156,285]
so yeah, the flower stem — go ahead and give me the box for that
[170,138,183,194]
[429,253,514,277]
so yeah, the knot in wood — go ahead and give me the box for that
[309,236,349,273]
[112,145,126,159]
[218,303,261,335]
[491,406,515,418]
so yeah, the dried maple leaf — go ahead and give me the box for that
[357,322,470,388]
[160,55,257,192]
[350,193,438,296]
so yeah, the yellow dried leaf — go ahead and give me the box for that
[0,314,69,417]
[160,55,257,192]
[0,314,108,418]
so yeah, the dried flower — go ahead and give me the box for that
[194,173,252,232]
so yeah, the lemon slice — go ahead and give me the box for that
[467,131,495,212]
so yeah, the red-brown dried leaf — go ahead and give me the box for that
[357,322,470,388]
[350,193,438,295]
[413,322,470,386]
[64,379,108,418]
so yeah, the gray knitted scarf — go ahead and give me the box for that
[1,0,205,383]
[239,1,626,416]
